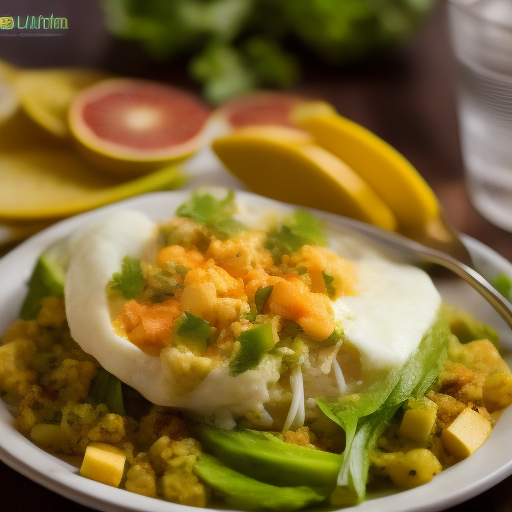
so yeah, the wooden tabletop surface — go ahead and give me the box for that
[1,1,512,511]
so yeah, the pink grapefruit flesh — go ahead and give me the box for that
[217,91,306,129]
[68,79,211,173]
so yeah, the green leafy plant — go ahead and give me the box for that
[102,0,436,103]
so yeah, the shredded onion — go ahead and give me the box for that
[282,366,305,432]
[333,359,347,395]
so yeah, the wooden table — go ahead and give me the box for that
[1,2,512,511]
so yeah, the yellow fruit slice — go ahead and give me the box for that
[15,68,108,138]
[0,59,19,83]
[0,147,185,220]
[212,126,397,231]
[0,77,18,125]
[293,102,439,234]
[0,111,185,220]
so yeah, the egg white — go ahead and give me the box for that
[65,202,441,417]
[331,257,441,386]
[65,209,278,414]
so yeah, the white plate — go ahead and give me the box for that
[0,190,512,512]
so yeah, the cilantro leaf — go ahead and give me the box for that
[110,256,145,299]
[174,311,214,355]
[176,190,245,240]
[265,210,327,263]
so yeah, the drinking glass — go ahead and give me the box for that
[448,0,512,231]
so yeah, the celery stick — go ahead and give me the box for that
[319,312,451,502]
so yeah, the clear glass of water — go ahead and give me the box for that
[448,0,512,231]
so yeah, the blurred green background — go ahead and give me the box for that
[103,0,437,103]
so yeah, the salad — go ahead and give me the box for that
[0,189,510,510]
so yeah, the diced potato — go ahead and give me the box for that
[483,372,512,413]
[388,449,442,489]
[490,409,504,424]
[80,442,126,487]
[441,408,491,459]
[399,400,437,445]
[30,423,61,451]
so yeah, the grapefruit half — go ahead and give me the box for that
[68,79,211,174]
[213,91,307,130]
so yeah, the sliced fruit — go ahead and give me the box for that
[0,78,18,125]
[15,68,108,138]
[68,78,211,174]
[194,453,326,511]
[215,91,306,129]
[0,59,19,83]
[194,424,342,490]
[212,126,397,231]
[0,146,185,220]
[293,102,439,234]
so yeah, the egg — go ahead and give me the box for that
[65,209,279,414]
[331,257,441,387]
[65,196,441,421]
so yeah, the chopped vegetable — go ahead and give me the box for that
[492,272,512,301]
[322,327,344,347]
[255,285,273,313]
[80,442,127,487]
[322,272,336,297]
[194,453,326,511]
[176,190,245,240]
[110,256,145,299]
[229,323,275,376]
[89,367,126,416]
[265,210,327,263]
[441,407,492,459]
[174,311,214,355]
[387,449,442,489]
[398,399,437,445]
[194,424,342,490]
[444,304,500,348]
[20,239,69,320]
[283,365,305,432]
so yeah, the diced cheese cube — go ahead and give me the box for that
[399,405,437,445]
[441,408,491,459]
[80,442,126,487]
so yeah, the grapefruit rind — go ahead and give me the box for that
[212,127,397,231]
[68,78,210,175]
[294,105,440,234]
